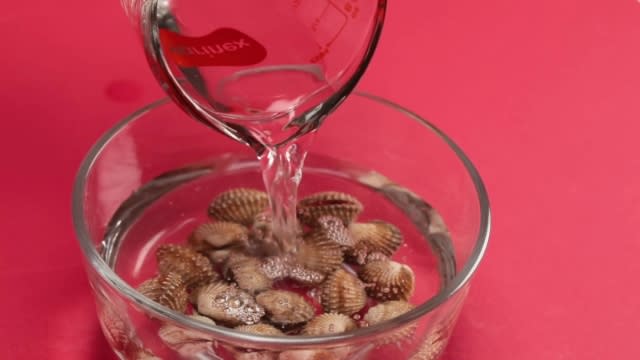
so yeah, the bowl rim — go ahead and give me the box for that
[72,92,491,347]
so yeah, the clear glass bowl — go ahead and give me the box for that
[72,92,490,360]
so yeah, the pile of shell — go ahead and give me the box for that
[137,188,417,340]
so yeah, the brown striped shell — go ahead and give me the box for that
[363,301,416,344]
[195,282,265,326]
[301,313,357,335]
[255,290,315,326]
[189,221,249,250]
[208,188,269,226]
[133,349,161,360]
[226,256,273,294]
[228,324,284,360]
[287,262,326,286]
[278,349,343,360]
[158,315,215,355]
[364,300,414,325]
[316,216,356,248]
[234,323,285,336]
[156,244,218,290]
[408,325,448,360]
[207,247,236,265]
[320,268,367,315]
[359,260,415,301]
[250,211,273,243]
[347,221,404,264]
[100,308,131,352]
[250,211,304,244]
[296,232,344,274]
[297,192,363,226]
[137,272,189,313]
[259,256,326,286]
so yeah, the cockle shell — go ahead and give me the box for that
[359,260,415,301]
[363,301,416,345]
[278,349,345,360]
[133,348,161,360]
[229,324,284,360]
[297,192,363,226]
[250,211,304,245]
[156,244,218,290]
[296,232,344,274]
[316,216,357,248]
[251,211,273,243]
[320,268,367,315]
[208,188,269,226]
[301,313,357,335]
[207,247,236,265]
[137,272,189,313]
[226,256,273,294]
[364,252,389,263]
[158,315,216,356]
[364,300,414,325]
[347,221,403,264]
[195,282,265,326]
[259,256,326,286]
[235,323,285,336]
[287,262,326,286]
[408,325,448,360]
[189,221,250,250]
[99,307,132,353]
[256,290,315,326]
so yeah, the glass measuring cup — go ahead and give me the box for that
[122,0,386,147]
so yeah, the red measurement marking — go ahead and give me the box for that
[160,28,267,67]
[294,0,349,63]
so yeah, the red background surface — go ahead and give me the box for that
[1,0,639,359]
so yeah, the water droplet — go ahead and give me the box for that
[230,298,243,308]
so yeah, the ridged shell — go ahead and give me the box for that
[259,256,326,286]
[359,260,415,301]
[250,211,273,243]
[234,323,285,336]
[278,349,342,360]
[250,211,303,244]
[208,188,269,226]
[408,327,448,360]
[100,308,131,352]
[137,272,189,313]
[133,349,161,360]
[231,349,279,360]
[226,256,273,294]
[296,232,344,274]
[259,256,291,281]
[207,247,236,265]
[301,313,357,335]
[287,262,326,286]
[364,300,414,325]
[189,221,249,250]
[227,325,283,360]
[158,315,215,354]
[321,268,367,315]
[225,250,253,268]
[347,221,403,264]
[196,282,265,326]
[256,290,315,326]
[316,216,356,248]
[364,252,389,263]
[297,192,363,226]
[156,244,218,290]
[363,301,416,345]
